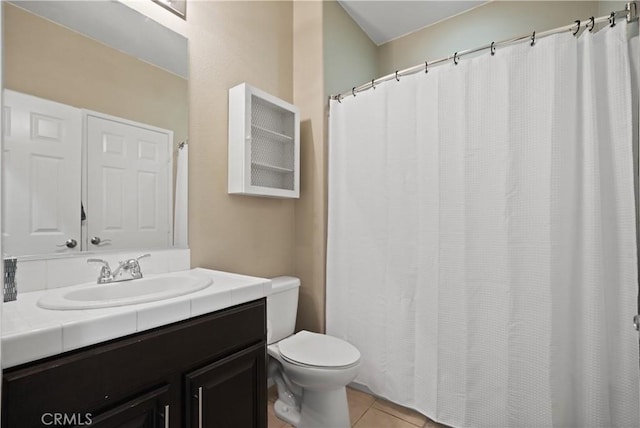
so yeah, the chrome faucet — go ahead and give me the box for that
[87,258,113,284]
[111,254,150,281]
[87,254,151,284]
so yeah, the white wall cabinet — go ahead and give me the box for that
[228,83,300,198]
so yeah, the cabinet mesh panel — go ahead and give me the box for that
[250,96,295,190]
[251,167,294,190]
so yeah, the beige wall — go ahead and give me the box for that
[306,0,378,332]
[377,1,601,76]
[323,0,377,98]
[293,0,326,333]
[131,0,322,331]
[3,3,188,148]
[186,1,297,277]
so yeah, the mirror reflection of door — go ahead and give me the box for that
[3,90,81,256]
[86,114,172,251]
[3,1,188,257]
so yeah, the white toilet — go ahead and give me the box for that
[267,276,361,428]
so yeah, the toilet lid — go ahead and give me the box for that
[278,330,360,368]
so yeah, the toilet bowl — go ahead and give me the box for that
[267,277,361,428]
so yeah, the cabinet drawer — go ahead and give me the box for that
[3,299,266,428]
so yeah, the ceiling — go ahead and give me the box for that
[338,0,488,46]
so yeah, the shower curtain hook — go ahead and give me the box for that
[425,61,428,73]
[395,71,400,81]
[490,42,496,56]
[337,94,342,103]
[352,87,357,97]
[572,19,581,36]
[453,52,459,65]
[531,31,536,46]
[609,11,616,27]
[588,16,595,32]
[371,79,376,90]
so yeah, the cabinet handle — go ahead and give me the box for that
[164,404,170,428]
[198,387,203,428]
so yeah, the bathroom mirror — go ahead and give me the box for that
[2,1,189,258]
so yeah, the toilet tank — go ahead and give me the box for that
[267,276,300,344]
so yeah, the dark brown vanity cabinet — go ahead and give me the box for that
[2,299,267,428]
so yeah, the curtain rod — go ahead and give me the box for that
[331,2,638,102]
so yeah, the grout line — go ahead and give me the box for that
[350,397,376,427]
[376,409,421,427]
[370,399,425,427]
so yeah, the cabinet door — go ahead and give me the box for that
[83,385,170,428]
[185,343,267,428]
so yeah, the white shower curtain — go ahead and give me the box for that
[327,23,640,428]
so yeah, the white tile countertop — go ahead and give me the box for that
[2,268,271,369]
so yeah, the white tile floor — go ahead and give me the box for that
[268,386,447,428]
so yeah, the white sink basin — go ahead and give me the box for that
[38,275,213,310]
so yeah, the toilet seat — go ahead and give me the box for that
[278,330,361,368]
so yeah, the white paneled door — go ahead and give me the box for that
[86,114,171,251]
[3,90,82,256]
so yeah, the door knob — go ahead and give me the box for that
[57,239,77,249]
[90,236,112,246]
